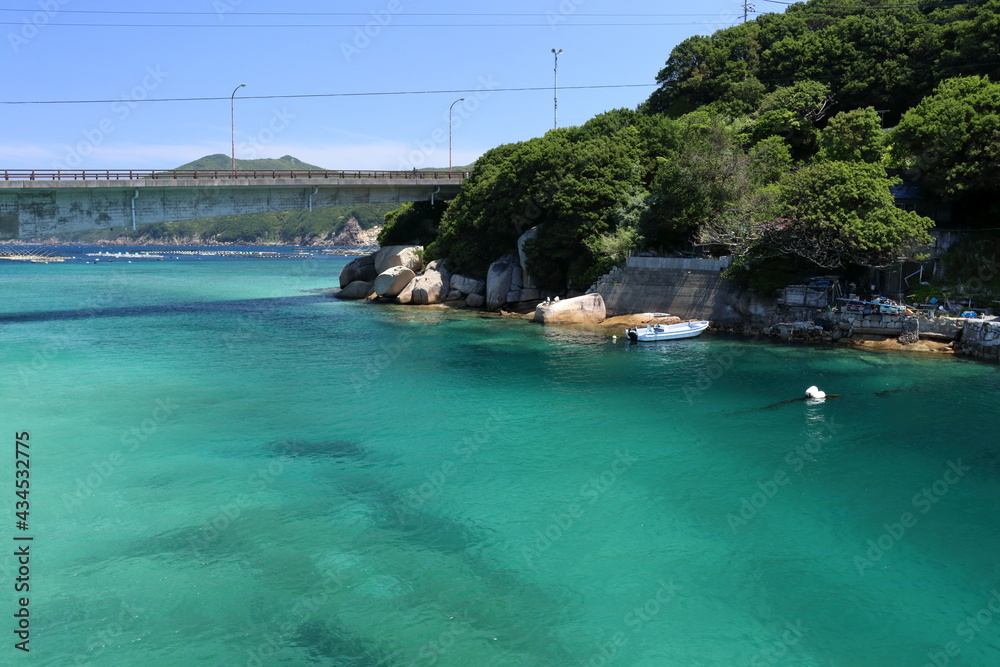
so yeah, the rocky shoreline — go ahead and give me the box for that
[335,243,607,325]
[334,244,1000,363]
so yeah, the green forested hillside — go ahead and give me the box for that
[426,0,1000,294]
[174,154,325,171]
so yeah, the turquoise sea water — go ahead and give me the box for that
[2,249,1000,666]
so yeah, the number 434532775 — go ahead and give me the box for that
[15,432,30,525]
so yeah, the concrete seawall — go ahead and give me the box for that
[596,258,768,323]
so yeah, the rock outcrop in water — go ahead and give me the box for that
[532,294,607,324]
[333,238,606,324]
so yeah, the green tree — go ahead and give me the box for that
[891,75,1000,198]
[817,107,885,163]
[745,80,833,160]
[642,111,792,253]
[769,161,934,268]
[429,127,646,287]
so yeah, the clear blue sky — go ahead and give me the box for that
[0,0,784,171]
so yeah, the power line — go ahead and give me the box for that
[0,9,741,17]
[0,83,659,106]
[0,21,743,28]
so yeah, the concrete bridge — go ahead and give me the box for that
[0,169,467,239]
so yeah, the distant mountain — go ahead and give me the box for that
[175,154,326,171]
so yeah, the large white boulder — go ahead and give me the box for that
[373,245,423,274]
[373,266,416,299]
[410,266,451,305]
[339,254,377,288]
[533,293,607,324]
[486,253,519,312]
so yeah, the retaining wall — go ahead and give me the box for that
[956,319,1000,361]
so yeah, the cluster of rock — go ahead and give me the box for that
[335,241,609,325]
[337,245,487,307]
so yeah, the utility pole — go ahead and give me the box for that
[552,48,563,130]
[742,1,754,22]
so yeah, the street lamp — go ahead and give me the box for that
[449,97,464,172]
[230,83,246,175]
[551,48,563,130]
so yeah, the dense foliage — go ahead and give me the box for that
[428,122,647,287]
[420,0,1000,289]
[645,0,1000,125]
[891,75,1000,224]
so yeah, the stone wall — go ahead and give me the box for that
[956,319,1000,361]
[596,267,772,323]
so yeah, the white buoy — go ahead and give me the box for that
[805,385,826,399]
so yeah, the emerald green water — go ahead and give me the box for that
[2,252,999,665]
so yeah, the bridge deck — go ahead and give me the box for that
[0,169,468,190]
[0,169,468,239]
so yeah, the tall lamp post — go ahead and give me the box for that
[551,48,563,130]
[449,97,464,172]
[230,83,246,176]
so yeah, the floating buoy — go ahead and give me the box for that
[805,385,826,399]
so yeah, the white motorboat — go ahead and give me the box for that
[625,320,710,342]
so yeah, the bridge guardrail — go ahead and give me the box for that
[0,169,470,181]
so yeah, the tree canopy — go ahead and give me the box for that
[891,75,1000,198]
[428,120,647,287]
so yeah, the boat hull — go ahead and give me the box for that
[625,320,710,342]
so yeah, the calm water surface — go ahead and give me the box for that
[1,248,999,666]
